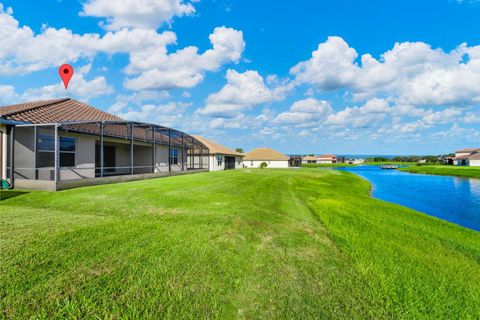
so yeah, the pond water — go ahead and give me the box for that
[338,166,480,231]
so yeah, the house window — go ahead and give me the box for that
[216,155,223,166]
[37,135,76,167]
[170,148,179,165]
[60,137,76,167]
[37,134,55,167]
[250,161,254,166]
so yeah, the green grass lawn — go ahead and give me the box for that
[400,165,480,178]
[1,169,479,319]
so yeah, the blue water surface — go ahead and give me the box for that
[338,166,480,231]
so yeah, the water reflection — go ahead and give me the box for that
[339,166,480,231]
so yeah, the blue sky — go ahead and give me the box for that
[0,0,479,155]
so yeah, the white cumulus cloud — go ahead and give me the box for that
[124,26,245,90]
[81,0,196,30]
[275,98,333,127]
[327,98,391,128]
[291,35,480,108]
[197,69,286,118]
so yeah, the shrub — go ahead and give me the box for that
[259,162,268,169]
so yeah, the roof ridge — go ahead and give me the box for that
[1,98,71,117]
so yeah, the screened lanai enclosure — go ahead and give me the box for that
[10,121,209,191]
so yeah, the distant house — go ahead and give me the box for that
[193,136,244,171]
[346,158,365,165]
[244,148,289,168]
[316,154,337,164]
[302,155,317,164]
[453,148,480,166]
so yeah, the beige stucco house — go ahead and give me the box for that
[193,136,244,171]
[0,98,209,191]
[316,154,337,164]
[453,148,480,166]
[243,148,289,168]
[302,155,317,164]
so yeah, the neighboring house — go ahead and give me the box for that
[346,158,365,165]
[244,148,289,168]
[453,148,480,166]
[0,98,209,191]
[316,154,337,164]
[302,155,317,164]
[193,136,244,171]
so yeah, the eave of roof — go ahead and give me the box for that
[0,118,27,126]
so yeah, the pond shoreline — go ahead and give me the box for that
[338,165,480,232]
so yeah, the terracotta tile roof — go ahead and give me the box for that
[453,154,471,160]
[0,98,207,149]
[193,136,244,156]
[0,98,123,123]
[244,148,289,161]
[0,98,68,117]
[455,148,480,153]
[454,152,480,160]
[468,153,480,160]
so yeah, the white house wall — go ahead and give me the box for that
[316,160,334,164]
[207,154,244,171]
[244,160,289,168]
[470,159,480,166]
[209,155,224,171]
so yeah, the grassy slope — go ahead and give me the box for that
[400,165,480,178]
[1,169,479,319]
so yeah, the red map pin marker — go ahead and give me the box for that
[59,64,74,89]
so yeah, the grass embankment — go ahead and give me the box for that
[1,170,479,319]
[400,165,480,178]
[301,163,355,168]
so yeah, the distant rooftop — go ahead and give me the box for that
[317,154,337,159]
[244,148,289,161]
